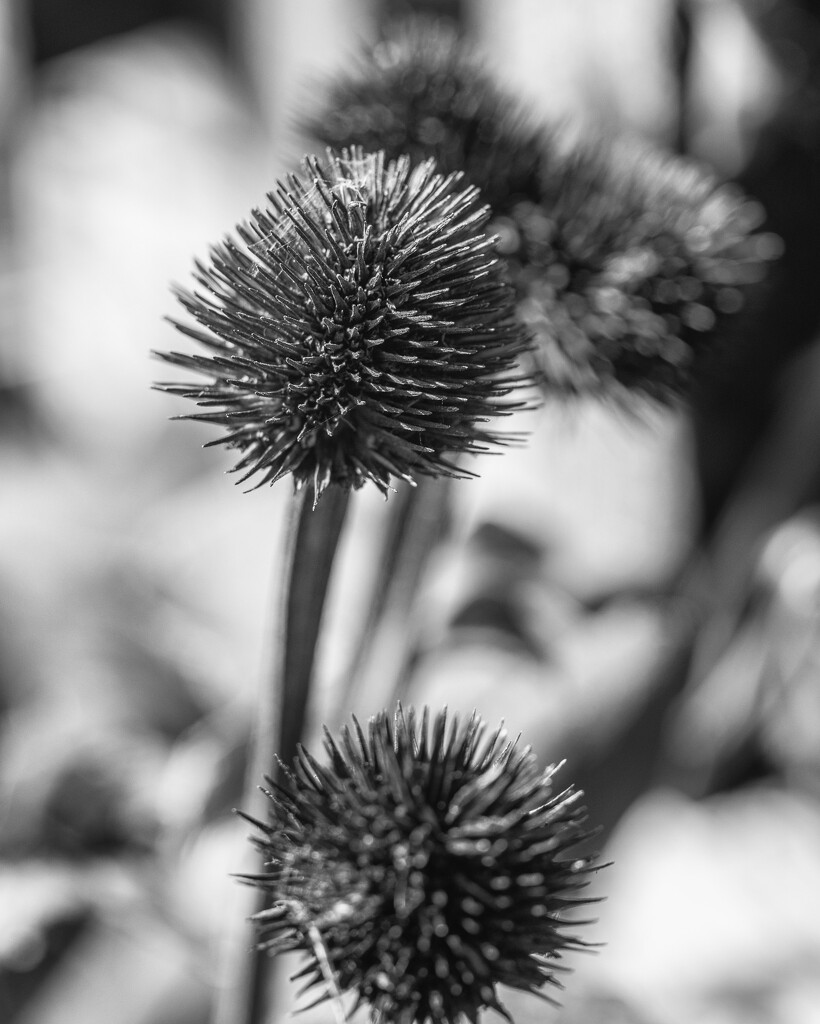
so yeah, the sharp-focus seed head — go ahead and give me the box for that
[500,136,780,403]
[305,20,548,213]
[245,705,600,1023]
[156,149,530,499]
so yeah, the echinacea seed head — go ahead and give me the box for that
[156,149,530,499]
[243,705,601,1023]
[503,136,779,403]
[306,20,548,214]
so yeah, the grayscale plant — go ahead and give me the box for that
[157,149,530,501]
[243,705,600,1024]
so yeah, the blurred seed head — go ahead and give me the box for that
[305,20,548,214]
[156,150,530,499]
[499,137,780,403]
[306,22,777,407]
[244,705,600,1024]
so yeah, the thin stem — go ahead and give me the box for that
[673,0,693,156]
[278,484,351,764]
[212,483,351,1024]
[333,476,450,724]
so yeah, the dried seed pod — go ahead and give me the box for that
[243,705,600,1024]
[306,20,547,213]
[499,138,779,402]
[156,150,530,498]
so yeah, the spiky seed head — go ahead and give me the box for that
[156,150,530,499]
[243,705,600,1024]
[305,21,547,214]
[499,137,779,403]
[307,27,775,406]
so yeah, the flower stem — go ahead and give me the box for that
[277,483,350,763]
[333,477,451,724]
[213,482,351,1024]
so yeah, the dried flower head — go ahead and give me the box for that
[156,150,529,498]
[498,137,780,402]
[306,21,546,213]
[308,28,776,405]
[243,706,599,1024]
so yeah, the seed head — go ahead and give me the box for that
[499,137,778,402]
[156,150,529,498]
[244,706,599,1024]
[307,29,775,406]
[306,21,547,213]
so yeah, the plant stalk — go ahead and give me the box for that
[212,482,351,1024]
[332,476,451,725]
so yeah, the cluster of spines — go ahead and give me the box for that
[305,20,548,214]
[242,706,599,1024]
[500,138,776,401]
[156,150,530,498]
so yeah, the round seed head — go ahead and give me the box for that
[305,21,547,213]
[156,150,530,498]
[498,137,779,402]
[244,706,600,1024]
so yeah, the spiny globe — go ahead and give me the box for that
[308,29,776,407]
[156,150,529,498]
[306,21,547,214]
[498,137,779,402]
[242,706,600,1024]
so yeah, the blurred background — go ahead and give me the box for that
[2,1,820,1022]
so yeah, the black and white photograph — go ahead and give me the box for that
[2,2,819,1022]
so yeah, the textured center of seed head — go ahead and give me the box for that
[299,243,387,438]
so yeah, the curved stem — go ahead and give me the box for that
[213,482,351,1024]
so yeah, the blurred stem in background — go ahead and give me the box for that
[0,0,29,433]
[672,0,692,155]
[331,476,453,727]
